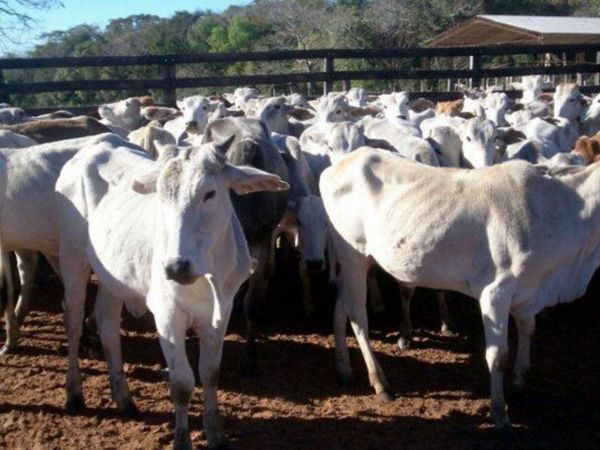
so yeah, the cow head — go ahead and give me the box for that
[316,93,351,123]
[257,97,290,134]
[553,83,584,123]
[483,92,511,127]
[378,92,410,120]
[98,97,141,130]
[460,118,497,169]
[176,96,218,135]
[132,136,288,284]
[289,195,329,273]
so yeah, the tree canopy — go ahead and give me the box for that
[2,0,598,106]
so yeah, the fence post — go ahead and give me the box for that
[161,60,176,107]
[0,70,9,104]
[342,79,351,91]
[596,52,600,85]
[469,54,481,89]
[323,55,334,95]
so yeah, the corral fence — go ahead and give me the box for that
[1,43,600,115]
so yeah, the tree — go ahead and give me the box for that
[0,0,63,48]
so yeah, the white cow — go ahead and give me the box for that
[553,83,584,124]
[0,107,28,125]
[0,133,136,353]
[482,92,511,126]
[98,98,143,134]
[164,95,216,143]
[459,117,497,168]
[56,137,288,449]
[511,75,546,104]
[0,130,37,148]
[580,93,600,137]
[321,147,600,430]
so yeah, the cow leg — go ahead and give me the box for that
[62,258,91,414]
[366,267,385,315]
[197,324,229,449]
[0,252,17,354]
[334,291,352,385]
[241,239,271,377]
[299,262,316,317]
[436,290,454,335]
[156,311,194,450]
[94,285,137,416]
[480,282,512,429]
[397,283,415,351]
[14,250,40,324]
[333,235,392,401]
[512,313,535,390]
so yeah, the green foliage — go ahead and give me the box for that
[3,0,598,106]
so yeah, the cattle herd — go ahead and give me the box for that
[0,74,599,449]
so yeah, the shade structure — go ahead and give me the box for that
[428,15,600,47]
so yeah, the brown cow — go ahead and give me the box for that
[573,133,600,165]
[3,116,112,143]
[435,99,463,116]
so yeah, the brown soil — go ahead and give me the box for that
[0,262,599,450]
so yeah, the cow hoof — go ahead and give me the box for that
[0,344,17,355]
[119,400,141,419]
[376,389,395,403]
[173,428,192,450]
[65,394,86,415]
[397,336,411,352]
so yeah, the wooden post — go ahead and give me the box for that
[323,55,334,95]
[596,52,600,85]
[0,70,9,104]
[469,54,481,89]
[342,79,351,91]
[160,61,176,107]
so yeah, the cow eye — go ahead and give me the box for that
[569,98,575,103]
[336,109,342,114]
[204,190,216,201]
[296,218,302,226]
[466,136,472,142]
[275,104,281,110]
[203,106,208,110]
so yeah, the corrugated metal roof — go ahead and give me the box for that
[479,15,600,35]
[428,15,600,46]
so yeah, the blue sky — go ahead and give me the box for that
[11,0,252,53]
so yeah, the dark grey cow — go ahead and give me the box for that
[202,117,289,374]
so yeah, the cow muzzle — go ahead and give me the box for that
[164,257,195,285]
[185,121,199,134]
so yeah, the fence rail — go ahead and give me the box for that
[2,43,600,108]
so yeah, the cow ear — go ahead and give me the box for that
[288,107,314,121]
[132,169,159,194]
[214,134,236,155]
[176,100,184,110]
[224,164,289,194]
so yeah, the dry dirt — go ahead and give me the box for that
[0,261,599,450]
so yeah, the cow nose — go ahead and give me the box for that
[186,120,197,127]
[306,259,325,273]
[164,258,192,283]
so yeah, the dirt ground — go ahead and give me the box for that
[0,260,599,450]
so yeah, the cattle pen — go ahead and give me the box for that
[2,42,600,115]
